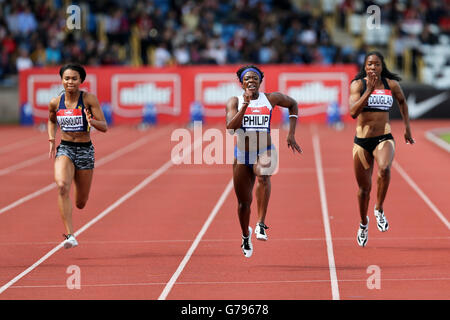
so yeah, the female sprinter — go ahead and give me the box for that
[226,65,302,258]
[48,63,108,249]
[349,51,414,247]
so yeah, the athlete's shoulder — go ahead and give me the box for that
[48,96,61,110]
[386,78,400,89]
[226,95,239,106]
[350,79,364,91]
[83,91,100,105]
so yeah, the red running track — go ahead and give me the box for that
[0,120,448,300]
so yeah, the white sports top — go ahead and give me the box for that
[237,93,273,132]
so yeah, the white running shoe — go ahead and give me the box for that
[241,227,253,258]
[374,208,389,232]
[63,234,78,249]
[255,222,269,241]
[357,217,369,247]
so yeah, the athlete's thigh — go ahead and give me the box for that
[353,144,374,187]
[54,155,75,185]
[73,169,94,201]
[254,148,278,177]
[372,139,395,169]
[233,161,255,202]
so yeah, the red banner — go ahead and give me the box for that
[19,64,358,125]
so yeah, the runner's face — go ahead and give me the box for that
[241,71,261,93]
[62,69,82,93]
[365,55,382,77]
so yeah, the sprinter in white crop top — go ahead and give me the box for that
[225,65,302,258]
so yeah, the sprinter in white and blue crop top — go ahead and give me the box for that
[349,51,414,247]
[225,65,302,258]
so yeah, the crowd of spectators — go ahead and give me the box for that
[0,0,449,84]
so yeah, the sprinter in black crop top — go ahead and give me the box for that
[349,51,414,247]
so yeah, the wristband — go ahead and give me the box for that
[49,138,55,142]
[289,115,298,118]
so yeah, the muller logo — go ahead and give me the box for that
[111,74,181,118]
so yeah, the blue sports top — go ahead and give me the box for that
[56,91,90,132]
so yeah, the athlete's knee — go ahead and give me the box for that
[238,201,251,212]
[257,175,270,186]
[358,185,371,198]
[378,166,391,179]
[76,198,88,209]
[56,180,70,197]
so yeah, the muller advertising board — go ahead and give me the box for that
[19,65,358,125]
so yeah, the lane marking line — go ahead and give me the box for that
[311,125,340,300]
[0,132,202,295]
[0,127,171,216]
[9,277,450,290]
[158,178,233,300]
[393,160,450,230]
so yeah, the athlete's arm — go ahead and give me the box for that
[48,97,59,158]
[84,93,108,133]
[349,75,376,119]
[389,80,414,144]
[267,92,302,154]
[226,95,248,132]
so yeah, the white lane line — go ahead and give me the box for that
[158,179,234,300]
[0,154,48,176]
[424,129,450,153]
[392,160,450,230]
[312,127,340,301]
[0,133,203,295]
[0,130,104,175]
[0,127,170,217]
[0,136,42,154]
[10,277,450,289]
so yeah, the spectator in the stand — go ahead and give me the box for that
[17,7,37,37]
[173,43,190,65]
[31,41,47,67]
[0,0,447,81]
[16,46,33,71]
[46,39,62,66]
[154,42,172,67]
[419,24,439,45]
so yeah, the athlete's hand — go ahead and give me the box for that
[84,108,93,126]
[404,127,415,144]
[49,140,56,159]
[243,87,255,104]
[287,134,302,154]
[367,71,377,92]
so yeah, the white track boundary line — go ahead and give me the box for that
[392,160,450,230]
[158,179,233,300]
[0,133,204,295]
[0,136,42,154]
[0,130,104,175]
[311,126,340,300]
[0,153,47,176]
[424,129,450,153]
[0,127,170,216]
[10,276,450,289]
